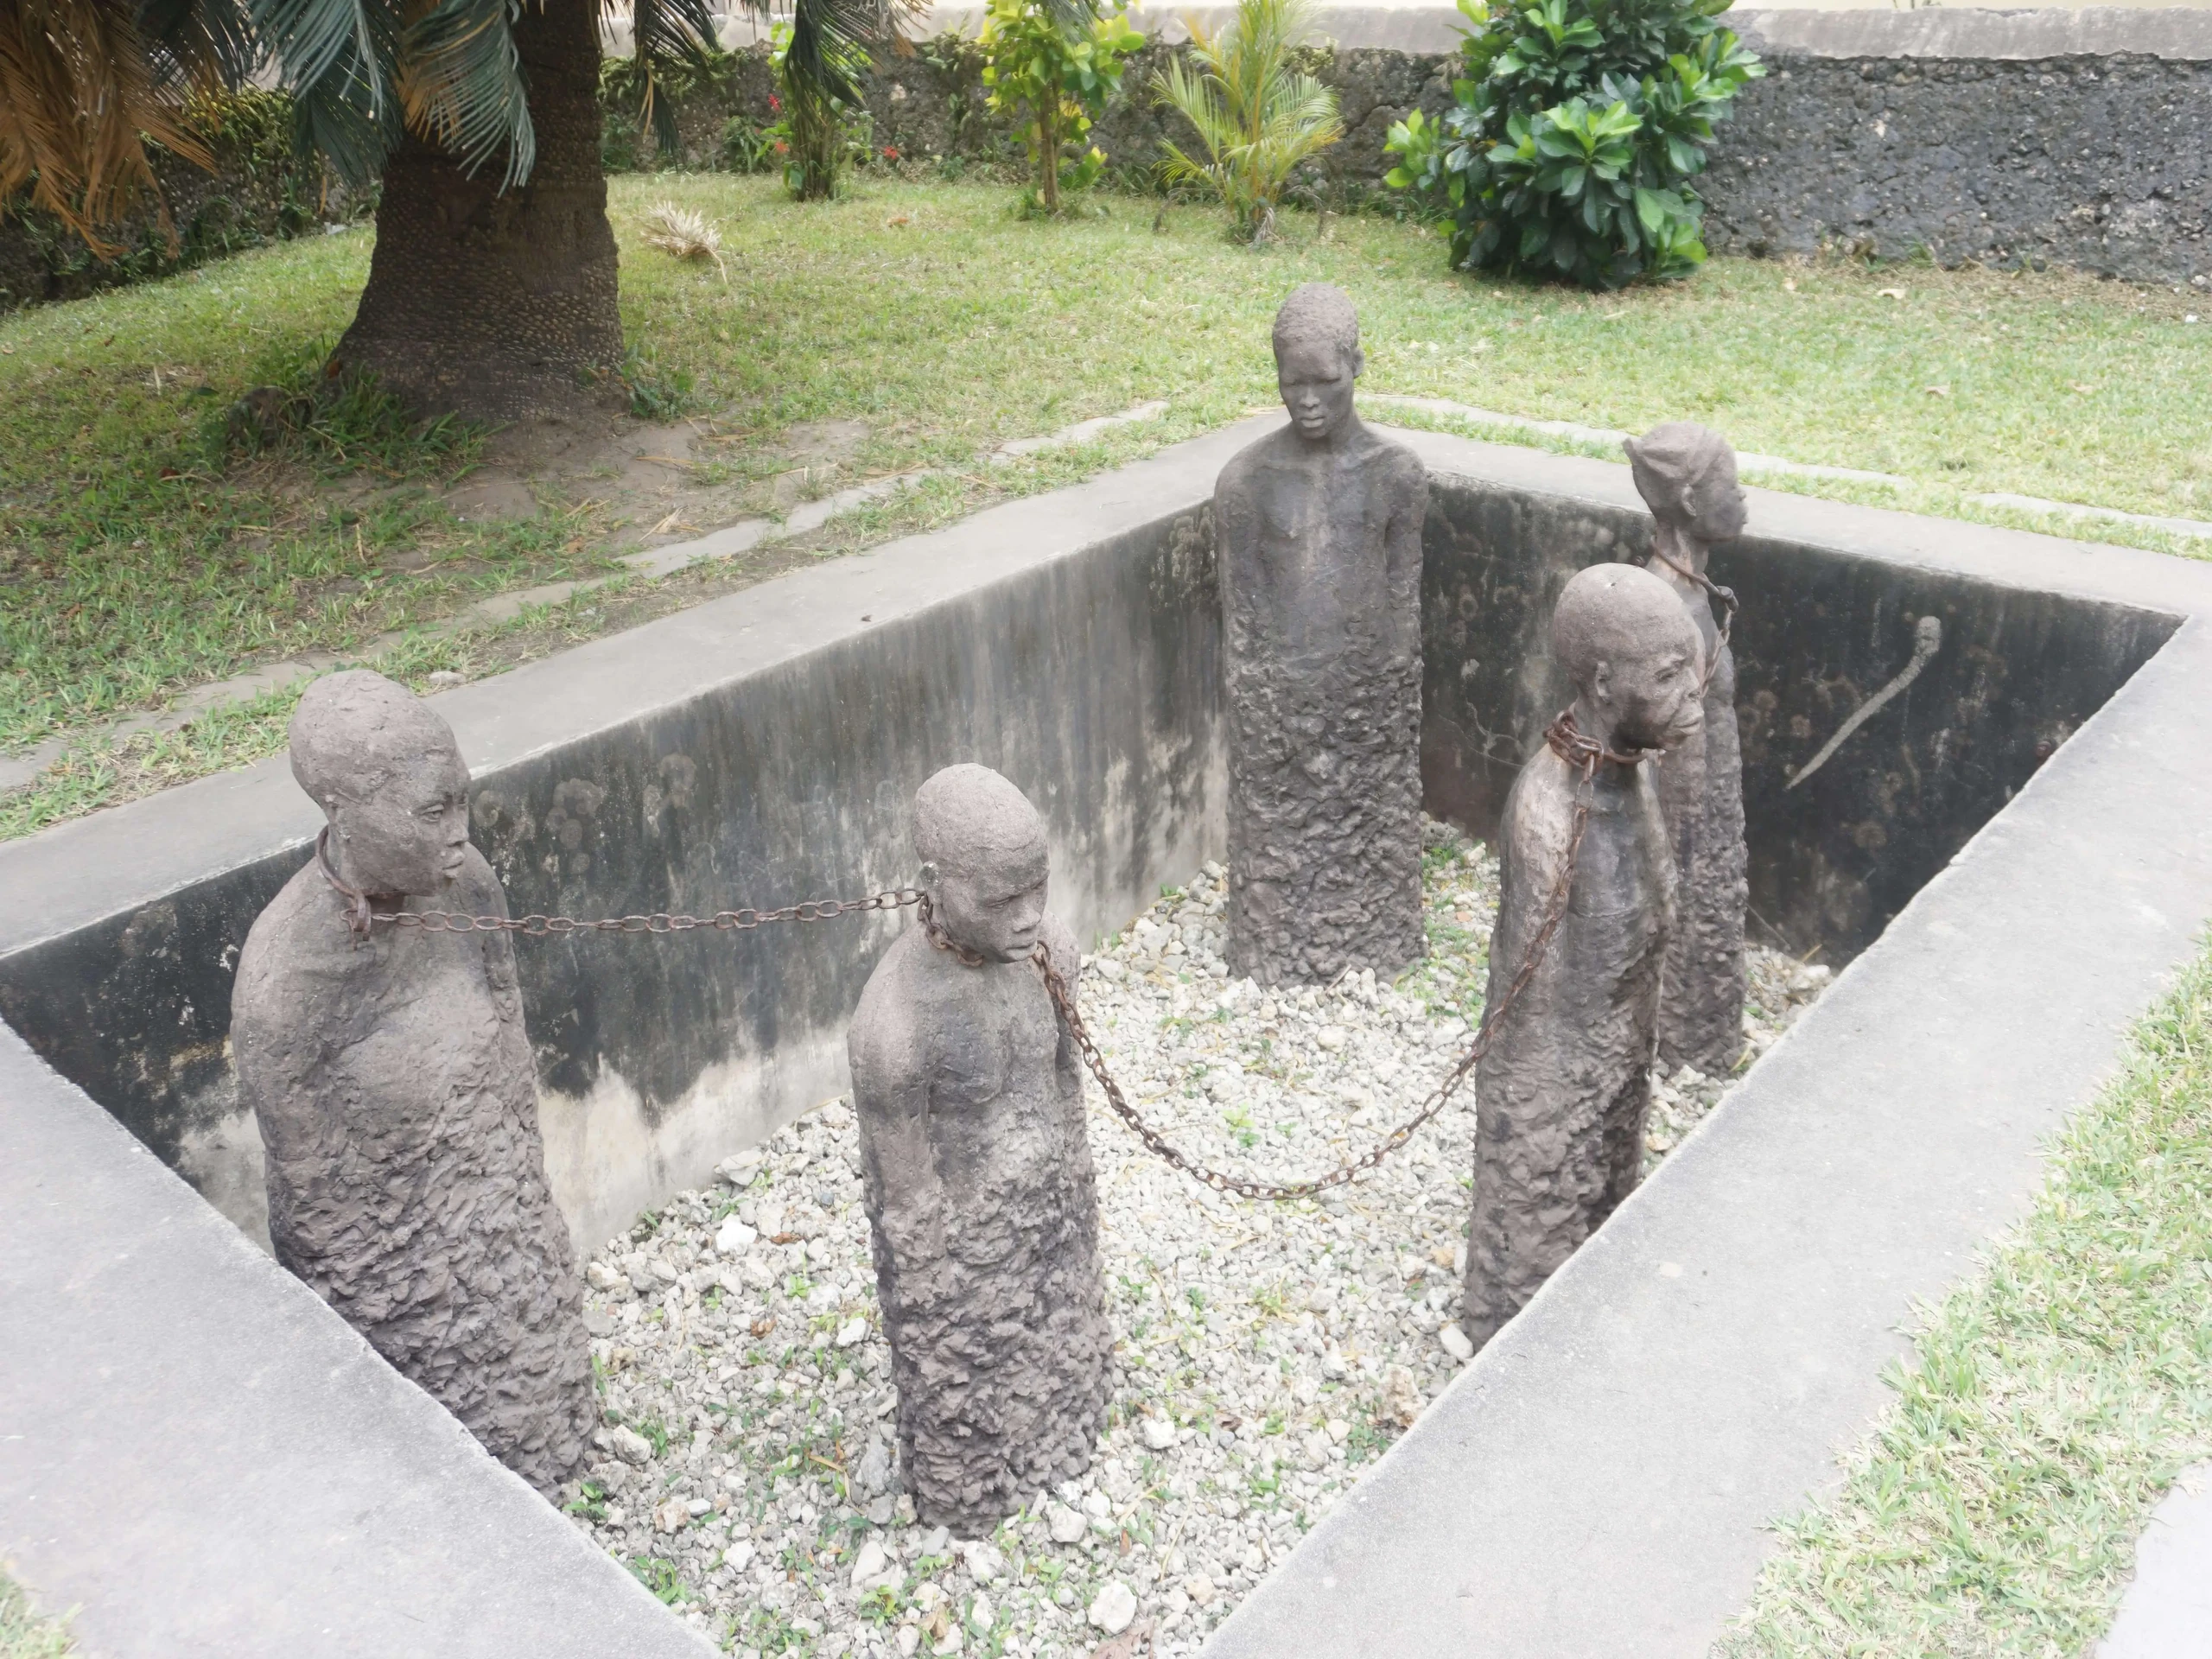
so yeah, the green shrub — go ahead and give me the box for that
[1154,0,1343,243]
[1383,0,1762,289]
[980,0,1144,216]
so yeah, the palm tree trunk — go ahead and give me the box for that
[331,0,621,423]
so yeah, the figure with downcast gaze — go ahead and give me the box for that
[848,764,1114,1536]
[1628,422,1751,1077]
[230,671,594,1495]
[1462,564,1705,1351]
[1215,282,1430,986]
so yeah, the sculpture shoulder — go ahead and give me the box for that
[1377,435,1428,497]
[850,931,932,1090]
[1215,427,1298,499]
[1498,755,1576,889]
[234,860,349,1007]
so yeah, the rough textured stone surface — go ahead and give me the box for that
[1216,285,1429,986]
[848,764,1113,1536]
[230,671,594,1495]
[1626,424,1749,1078]
[1464,564,1701,1350]
[605,11,2212,282]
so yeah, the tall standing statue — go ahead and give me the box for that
[1626,423,1751,1076]
[231,671,594,1495]
[1214,283,1430,985]
[848,764,1114,1536]
[1463,565,1704,1351]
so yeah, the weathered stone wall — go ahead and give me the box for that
[610,8,2212,282]
[0,92,350,315]
[1708,10,2212,282]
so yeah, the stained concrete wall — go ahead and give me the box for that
[0,424,2196,1658]
[0,423,2173,1260]
[0,431,1237,1261]
[1415,469,2177,959]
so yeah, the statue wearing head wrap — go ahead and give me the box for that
[1213,283,1431,985]
[1463,565,1703,1351]
[848,764,1113,1536]
[1624,423,1751,1076]
[230,670,594,1495]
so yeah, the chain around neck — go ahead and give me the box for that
[315,826,380,938]
[1543,709,1649,779]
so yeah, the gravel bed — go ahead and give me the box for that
[565,820,1831,1656]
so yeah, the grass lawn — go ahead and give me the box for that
[0,1574,72,1659]
[3,171,2209,839]
[1719,945,2212,1657]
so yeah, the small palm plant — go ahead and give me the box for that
[1154,0,1344,242]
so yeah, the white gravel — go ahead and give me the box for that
[565,819,1831,1656]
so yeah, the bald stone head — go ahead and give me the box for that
[1624,422,1747,545]
[292,670,471,897]
[1273,283,1364,446]
[915,764,1050,963]
[1553,563,1705,756]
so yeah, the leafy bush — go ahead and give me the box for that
[1154,0,1342,242]
[1383,0,1763,288]
[980,0,1143,216]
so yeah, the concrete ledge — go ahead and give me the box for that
[1736,5,2212,61]
[0,1022,718,1659]
[1206,435,2212,1657]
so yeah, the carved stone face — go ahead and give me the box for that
[1678,451,1748,543]
[1592,626,1706,754]
[931,839,1050,964]
[328,745,472,897]
[1275,334,1362,444]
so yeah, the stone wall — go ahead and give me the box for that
[1710,9,2212,282]
[611,6,2212,283]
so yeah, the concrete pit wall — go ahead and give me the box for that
[1415,466,2177,960]
[0,424,2174,1260]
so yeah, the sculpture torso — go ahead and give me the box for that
[231,845,594,1493]
[1649,558,1748,1075]
[1214,422,1429,985]
[847,915,1112,1535]
[1464,750,1675,1346]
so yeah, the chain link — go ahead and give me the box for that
[1646,542,1738,696]
[920,727,1610,1203]
[317,827,923,939]
[320,712,1630,1202]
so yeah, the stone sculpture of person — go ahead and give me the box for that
[847,764,1114,1536]
[1214,282,1430,985]
[230,670,594,1496]
[1462,564,1705,1351]
[1625,422,1751,1076]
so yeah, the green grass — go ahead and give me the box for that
[0,1573,73,1659]
[3,173,2209,839]
[1719,946,2212,1657]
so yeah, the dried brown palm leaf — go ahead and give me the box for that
[0,0,213,253]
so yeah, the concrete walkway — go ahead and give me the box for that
[2099,1467,2212,1657]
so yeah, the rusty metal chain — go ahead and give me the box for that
[318,829,923,940]
[1646,542,1738,696]
[920,718,1622,1203]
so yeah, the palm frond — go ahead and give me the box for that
[246,0,404,186]
[1151,0,1338,235]
[0,0,213,251]
[399,0,531,185]
[626,0,717,153]
[137,0,260,89]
